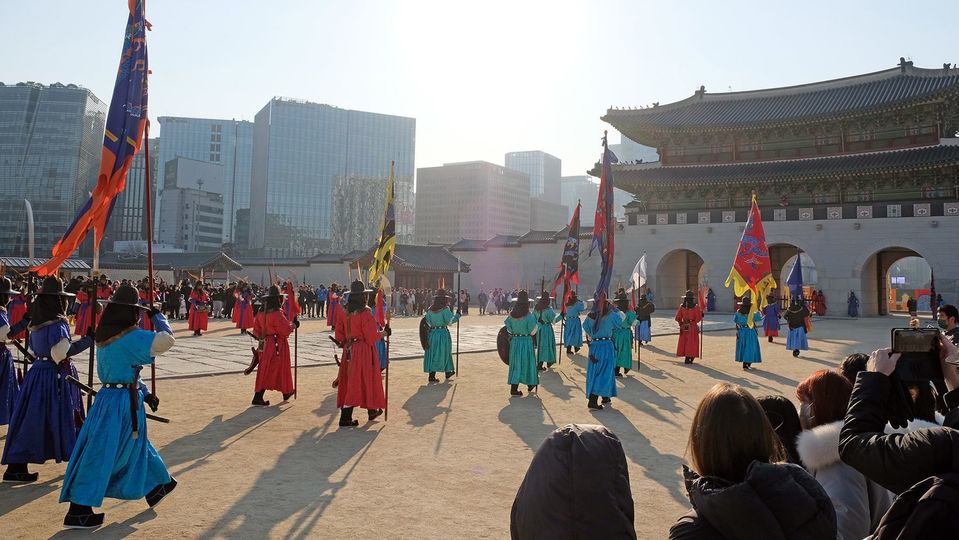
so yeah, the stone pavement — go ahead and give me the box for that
[63,314,735,380]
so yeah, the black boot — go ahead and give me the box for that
[588,394,603,410]
[282,391,294,401]
[367,408,383,421]
[566,347,572,354]
[445,371,455,380]
[339,407,358,427]
[768,336,774,343]
[684,356,693,365]
[602,396,611,404]
[251,390,270,407]
[574,347,581,353]
[624,368,630,374]
[793,349,800,358]
[145,478,178,508]
[510,384,523,397]
[428,372,439,383]
[3,463,38,483]
[614,367,622,377]
[537,362,546,371]
[63,503,104,529]
[193,330,200,336]
[742,363,751,371]
[527,384,537,394]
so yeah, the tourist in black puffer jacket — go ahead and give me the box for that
[839,336,959,495]
[669,383,837,539]
[510,424,635,539]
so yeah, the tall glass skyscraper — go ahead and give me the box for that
[156,116,253,244]
[505,150,562,204]
[0,82,106,256]
[249,98,415,256]
[105,137,158,250]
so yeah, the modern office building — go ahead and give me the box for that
[529,198,568,231]
[505,150,562,204]
[156,116,253,244]
[0,82,107,256]
[249,98,415,256]
[103,138,159,251]
[415,161,530,244]
[156,187,224,252]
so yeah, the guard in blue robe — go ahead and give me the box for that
[783,299,811,357]
[634,294,654,345]
[0,277,30,425]
[734,296,763,371]
[706,288,716,312]
[506,291,539,396]
[583,301,623,410]
[59,285,175,529]
[533,292,558,370]
[563,292,587,354]
[2,276,92,483]
[762,294,781,343]
[847,291,860,318]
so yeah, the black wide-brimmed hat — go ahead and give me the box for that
[511,290,531,305]
[433,289,450,299]
[102,284,150,309]
[259,285,286,300]
[349,280,373,295]
[738,295,752,307]
[0,276,22,295]
[35,276,75,297]
[614,290,629,303]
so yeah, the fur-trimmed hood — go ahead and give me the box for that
[797,418,942,471]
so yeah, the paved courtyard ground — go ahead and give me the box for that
[0,314,915,538]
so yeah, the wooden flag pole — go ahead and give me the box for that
[455,260,461,376]
[143,119,157,396]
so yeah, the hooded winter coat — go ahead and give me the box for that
[668,461,836,540]
[796,420,898,540]
[510,424,635,539]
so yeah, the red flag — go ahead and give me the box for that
[725,195,776,327]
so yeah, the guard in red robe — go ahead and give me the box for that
[250,285,297,406]
[814,291,827,316]
[137,280,158,331]
[675,290,703,364]
[74,288,96,336]
[188,282,210,336]
[326,284,341,329]
[333,281,386,427]
[7,287,28,340]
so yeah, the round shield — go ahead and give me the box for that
[496,326,510,365]
[419,317,430,351]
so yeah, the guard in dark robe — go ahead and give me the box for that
[783,298,811,357]
[634,294,655,345]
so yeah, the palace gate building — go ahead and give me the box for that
[599,59,959,314]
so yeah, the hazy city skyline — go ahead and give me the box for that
[4,1,955,181]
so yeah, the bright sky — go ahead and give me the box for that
[3,1,955,179]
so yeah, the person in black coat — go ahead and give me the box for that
[839,336,959,495]
[510,424,635,539]
[670,383,836,539]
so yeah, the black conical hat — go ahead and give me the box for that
[35,276,74,297]
[103,284,149,309]
[0,276,21,295]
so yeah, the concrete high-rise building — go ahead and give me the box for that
[415,161,530,244]
[156,187,224,252]
[249,98,415,257]
[529,198,568,231]
[156,116,253,244]
[104,138,159,251]
[0,82,106,256]
[505,150,562,204]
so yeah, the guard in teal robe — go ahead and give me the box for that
[533,292,557,370]
[59,285,177,530]
[584,302,623,410]
[612,292,636,375]
[734,296,763,371]
[422,290,460,382]
[563,293,587,353]
[506,291,539,396]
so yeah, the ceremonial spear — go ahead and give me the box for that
[455,258,461,376]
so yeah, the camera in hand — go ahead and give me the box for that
[891,328,942,382]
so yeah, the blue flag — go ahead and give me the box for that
[786,251,804,300]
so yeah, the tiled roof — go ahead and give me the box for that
[98,251,242,271]
[350,245,470,273]
[0,257,90,271]
[517,230,558,243]
[613,142,959,187]
[448,238,489,251]
[605,63,959,132]
[234,257,310,267]
[484,235,521,248]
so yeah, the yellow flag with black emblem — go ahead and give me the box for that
[368,161,396,285]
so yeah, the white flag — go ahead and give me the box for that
[629,252,647,292]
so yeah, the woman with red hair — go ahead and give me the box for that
[795,369,892,540]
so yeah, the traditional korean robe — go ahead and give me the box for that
[506,314,539,386]
[188,291,210,332]
[334,308,386,410]
[675,306,703,358]
[734,312,763,364]
[614,310,637,370]
[584,309,622,398]
[252,309,294,394]
[563,301,587,348]
[422,308,459,374]
[533,307,558,366]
